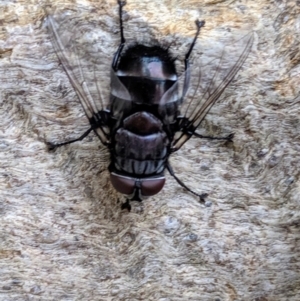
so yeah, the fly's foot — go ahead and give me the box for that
[199,194,213,207]
[118,0,126,7]
[226,133,234,142]
[121,199,131,211]
[199,193,208,204]
[195,20,205,29]
[46,142,58,151]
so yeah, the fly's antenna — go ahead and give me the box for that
[184,20,205,70]
[112,0,127,70]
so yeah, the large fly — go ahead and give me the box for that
[46,0,253,210]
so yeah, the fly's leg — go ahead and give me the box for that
[112,0,126,70]
[181,20,205,99]
[121,199,131,211]
[47,127,93,150]
[184,20,205,70]
[166,162,208,204]
[193,132,234,142]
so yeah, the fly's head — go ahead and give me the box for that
[110,172,166,202]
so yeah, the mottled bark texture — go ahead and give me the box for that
[0,0,300,300]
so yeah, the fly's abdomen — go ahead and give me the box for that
[113,112,169,175]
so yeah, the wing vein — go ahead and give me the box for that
[190,33,254,129]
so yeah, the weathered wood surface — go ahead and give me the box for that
[0,0,300,300]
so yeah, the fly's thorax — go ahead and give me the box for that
[112,111,169,176]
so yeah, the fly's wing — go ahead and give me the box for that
[45,7,111,144]
[172,30,254,151]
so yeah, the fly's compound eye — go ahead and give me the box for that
[110,173,165,198]
[110,173,135,195]
[140,177,165,196]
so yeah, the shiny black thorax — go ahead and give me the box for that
[109,45,179,177]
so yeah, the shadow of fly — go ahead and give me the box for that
[45,0,253,210]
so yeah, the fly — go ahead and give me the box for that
[46,0,253,210]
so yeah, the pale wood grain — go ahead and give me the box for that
[0,0,299,300]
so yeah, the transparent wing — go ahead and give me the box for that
[172,30,254,151]
[45,7,111,144]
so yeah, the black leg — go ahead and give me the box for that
[193,132,234,142]
[184,20,205,70]
[112,0,126,70]
[181,20,205,100]
[121,199,131,211]
[47,127,93,150]
[166,162,208,204]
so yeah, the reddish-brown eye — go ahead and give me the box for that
[110,173,166,198]
[140,177,165,196]
[110,173,135,195]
